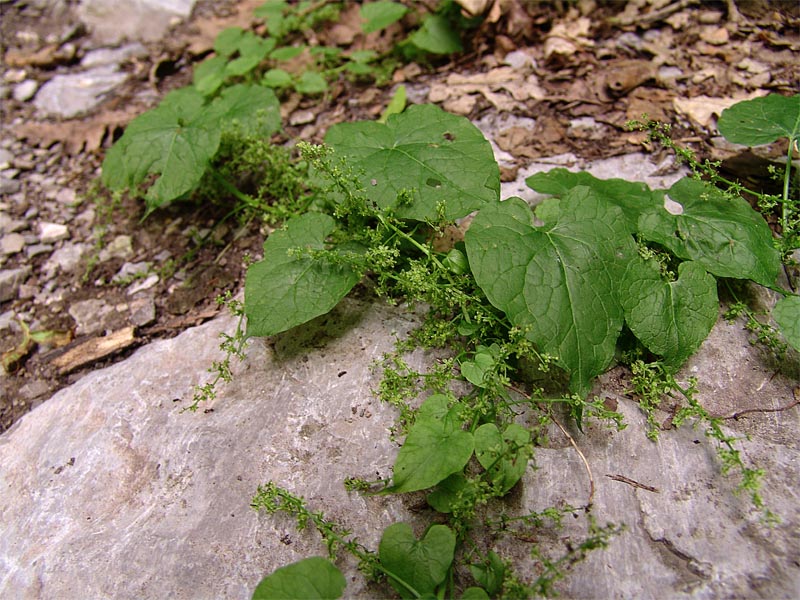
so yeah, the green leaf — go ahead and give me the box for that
[270,45,305,61]
[462,587,491,599]
[214,27,245,57]
[225,33,274,77]
[378,84,406,124]
[466,191,635,396]
[262,68,293,88]
[409,15,462,54]
[469,551,505,596]
[621,260,718,366]
[474,423,531,494]
[252,557,346,599]
[203,84,281,137]
[387,394,474,493]
[526,168,660,231]
[426,473,471,513]
[101,87,219,212]
[460,345,498,388]
[638,178,781,287]
[193,55,228,96]
[774,295,800,352]
[325,104,499,221]
[379,523,456,599]
[717,93,800,146]
[295,71,328,94]
[361,1,409,33]
[255,1,289,38]
[244,213,361,337]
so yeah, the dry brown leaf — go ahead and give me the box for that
[12,110,135,155]
[673,91,766,128]
[603,60,657,96]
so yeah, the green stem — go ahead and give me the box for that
[209,167,260,211]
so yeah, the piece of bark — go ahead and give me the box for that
[52,327,136,375]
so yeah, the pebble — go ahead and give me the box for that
[289,110,315,126]
[128,295,156,326]
[127,274,159,295]
[13,80,39,102]
[98,234,133,261]
[43,242,89,277]
[81,43,147,68]
[19,379,51,401]
[38,222,70,244]
[0,149,13,170]
[33,66,128,118]
[0,177,21,195]
[699,26,729,46]
[0,232,26,255]
[0,213,26,234]
[25,243,53,258]
[113,261,150,283]
[0,266,31,302]
[68,298,114,335]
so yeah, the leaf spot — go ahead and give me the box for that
[426,177,443,188]
[664,194,684,215]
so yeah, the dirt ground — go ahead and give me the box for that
[1,0,798,431]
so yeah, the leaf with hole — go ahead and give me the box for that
[638,178,780,287]
[386,394,474,493]
[379,523,456,599]
[773,295,800,352]
[717,93,800,146]
[621,259,718,366]
[252,557,346,599]
[244,213,361,337]
[466,191,635,396]
[325,104,499,221]
[474,423,531,494]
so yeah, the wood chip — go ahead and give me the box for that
[52,327,137,375]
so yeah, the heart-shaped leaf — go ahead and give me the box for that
[325,104,499,221]
[474,423,531,494]
[379,523,456,599]
[621,260,718,366]
[638,178,780,287]
[252,557,346,599]
[361,1,409,33]
[466,191,635,396]
[717,93,800,146]
[244,213,361,337]
[386,394,474,493]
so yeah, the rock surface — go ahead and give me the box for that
[1,297,798,599]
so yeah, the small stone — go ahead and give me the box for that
[128,295,156,327]
[0,213,26,234]
[0,177,21,195]
[33,66,128,119]
[0,266,30,302]
[99,234,133,261]
[12,80,39,102]
[0,148,13,169]
[19,379,51,401]
[43,242,88,276]
[1,232,26,255]
[0,309,14,331]
[80,43,147,68]
[128,274,159,296]
[25,243,53,258]
[113,261,150,283]
[698,10,723,24]
[53,188,78,205]
[68,298,115,336]
[699,26,729,45]
[38,222,70,244]
[4,69,27,84]
[289,110,315,126]
[736,58,769,74]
